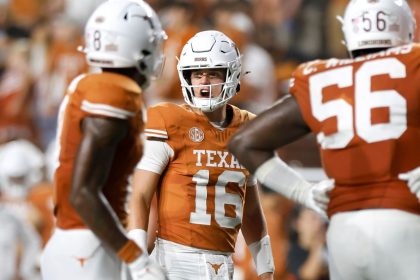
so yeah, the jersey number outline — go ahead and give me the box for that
[309,58,407,149]
[190,170,245,229]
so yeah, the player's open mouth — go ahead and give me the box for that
[200,89,210,97]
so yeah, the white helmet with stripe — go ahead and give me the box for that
[177,30,242,112]
[340,0,415,54]
[82,0,167,88]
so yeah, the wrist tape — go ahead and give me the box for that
[248,235,275,275]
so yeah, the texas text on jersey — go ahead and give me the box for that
[143,102,256,253]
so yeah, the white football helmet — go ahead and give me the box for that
[0,140,44,199]
[82,0,167,88]
[340,0,415,54]
[177,30,242,112]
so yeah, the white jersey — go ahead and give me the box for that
[0,205,41,280]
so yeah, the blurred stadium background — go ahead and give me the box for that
[1,0,419,279]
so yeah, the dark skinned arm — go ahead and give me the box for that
[241,185,274,280]
[70,116,131,253]
[241,185,267,246]
[228,95,311,173]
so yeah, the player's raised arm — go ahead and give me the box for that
[228,95,310,174]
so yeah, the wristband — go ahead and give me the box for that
[128,229,148,254]
[248,235,275,276]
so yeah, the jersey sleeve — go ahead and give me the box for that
[144,106,169,141]
[288,60,323,133]
[289,63,308,99]
[136,140,173,174]
[80,78,140,120]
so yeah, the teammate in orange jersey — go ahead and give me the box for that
[128,30,275,280]
[228,1,420,280]
[40,1,168,280]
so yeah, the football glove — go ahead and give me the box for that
[128,255,167,280]
[305,179,334,220]
[399,167,420,200]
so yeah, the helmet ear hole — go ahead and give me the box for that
[139,61,147,71]
[142,50,151,56]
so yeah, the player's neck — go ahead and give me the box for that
[102,67,146,86]
[203,105,227,124]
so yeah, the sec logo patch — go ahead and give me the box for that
[189,127,204,143]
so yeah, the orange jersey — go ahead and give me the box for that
[145,103,255,252]
[54,72,145,229]
[290,43,420,217]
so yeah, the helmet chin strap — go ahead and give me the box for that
[192,96,225,112]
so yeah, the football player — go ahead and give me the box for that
[0,139,44,280]
[228,1,420,280]
[128,30,275,279]
[40,1,167,280]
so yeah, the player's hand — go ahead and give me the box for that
[305,179,334,220]
[399,167,420,200]
[128,254,167,280]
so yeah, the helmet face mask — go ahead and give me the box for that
[177,30,242,112]
[82,0,167,88]
[340,0,416,55]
